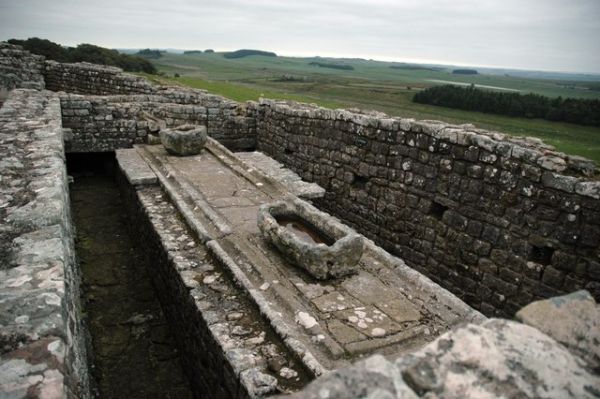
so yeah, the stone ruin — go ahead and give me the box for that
[0,41,599,398]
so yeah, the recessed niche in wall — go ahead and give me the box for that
[429,201,448,220]
[528,245,554,265]
[352,175,369,190]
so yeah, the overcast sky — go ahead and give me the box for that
[1,0,599,73]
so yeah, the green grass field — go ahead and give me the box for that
[143,52,600,163]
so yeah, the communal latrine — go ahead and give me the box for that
[66,152,195,399]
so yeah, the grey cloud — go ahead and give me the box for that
[0,0,598,72]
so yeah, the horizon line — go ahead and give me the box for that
[6,37,600,76]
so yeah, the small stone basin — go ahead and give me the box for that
[257,198,363,280]
[160,124,207,156]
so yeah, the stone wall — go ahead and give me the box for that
[44,60,155,95]
[0,43,45,103]
[60,89,256,152]
[4,45,599,320]
[53,71,600,318]
[253,99,600,317]
[0,89,90,398]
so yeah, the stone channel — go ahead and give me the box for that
[68,153,194,398]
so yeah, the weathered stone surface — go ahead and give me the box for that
[44,60,154,95]
[258,197,364,280]
[139,141,483,373]
[160,124,208,156]
[0,42,45,93]
[116,147,158,186]
[537,155,568,172]
[516,290,600,369]
[575,181,600,199]
[0,89,89,398]
[285,318,600,399]
[541,171,577,192]
[236,151,325,199]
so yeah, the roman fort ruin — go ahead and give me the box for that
[0,42,599,398]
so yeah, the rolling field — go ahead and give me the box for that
[144,52,600,163]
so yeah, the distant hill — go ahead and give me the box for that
[183,50,203,55]
[452,69,478,75]
[224,49,277,59]
[309,61,354,71]
[8,37,157,74]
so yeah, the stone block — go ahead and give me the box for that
[516,290,600,369]
[160,124,207,156]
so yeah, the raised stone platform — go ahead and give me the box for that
[120,139,483,377]
[117,139,600,398]
[236,151,325,199]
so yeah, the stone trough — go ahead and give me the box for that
[257,197,364,280]
[160,124,207,156]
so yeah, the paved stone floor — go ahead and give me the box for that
[135,142,481,373]
[70,171,193,399]
[235,151,325,199]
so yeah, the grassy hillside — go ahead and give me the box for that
[144,52,600,163]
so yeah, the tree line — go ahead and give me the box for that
[413,85,600,127]
[8,38,157,74]
[452,69,478,75]
[223,49,276,59]
[309,61,354,71]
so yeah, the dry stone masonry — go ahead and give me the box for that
[0,89,89,398]
[254,99,600,317]
[1,41,599,398]
[0,43,44,104]
[60,90,255,152]
[44,61,155,95]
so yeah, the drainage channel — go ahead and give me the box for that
[67,153,194,399]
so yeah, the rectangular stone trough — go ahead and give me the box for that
[257,197,364,280]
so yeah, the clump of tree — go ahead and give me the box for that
[413,85,600,127]
[135,49,163,59]
[204,49,214,53]
[183,50,203,55]
[223,49,277,59]
[8,37,157,74]
[308,61,354,71]
[390,64,443,72]
[452,69,478,75]
[272,74,310,82]
[588,82,600,92]
[7,37,69,61]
